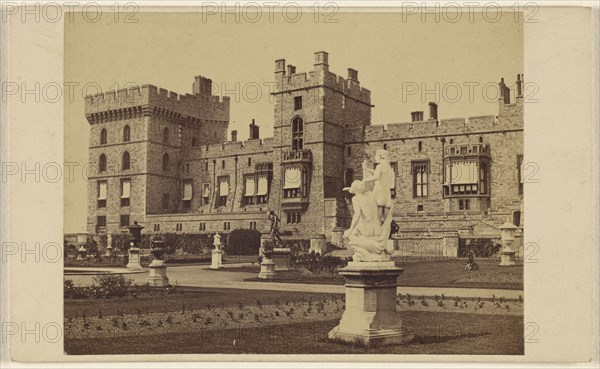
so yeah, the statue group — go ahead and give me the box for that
[343,149,396,262]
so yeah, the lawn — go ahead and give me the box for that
[65,311,524,355]
[64,287,523,355]
[241,258,523,290]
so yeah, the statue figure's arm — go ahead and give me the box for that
[344,197,362,238]
[362,164,381,183]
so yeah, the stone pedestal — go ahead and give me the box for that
[148,259,169,287]
[126,248,143,271]
[328,261,414,346]
[258,258,276,279]
[76,246,86,261]
[499,248,516,266]
[272,248,291,271]
[210,249,224,270]
[330,227,345,247]
[309,234,327,255]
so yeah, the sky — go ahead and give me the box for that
[64,10,523,233]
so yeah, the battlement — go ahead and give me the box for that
[85,79,230,123]
[346,113,520,143]
[274,51,371,105]
[199,137,274,158]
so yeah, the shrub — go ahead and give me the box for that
[64,279,90,299]
[291,252,347,277]
[225,229,261,255]
[90,274,133,298]
[458,238,502,258]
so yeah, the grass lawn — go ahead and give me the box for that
[241,258,523,290]
[65,310,523,355]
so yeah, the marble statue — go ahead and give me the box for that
[343,149,395,262]
[213,232,222,250]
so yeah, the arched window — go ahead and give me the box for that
[99,154,107,172]
[292,117,304,150]
[163,127,170,144]
[191,137,197,147]
[383,143,387,150]
[162,153,170,172]
[122,151,130,170]
[479,136,483,143]
[123,125,130,142]
[343,168,354,188]
[418,141,422,152]
[248,157,251,167]
[100,129,107,145]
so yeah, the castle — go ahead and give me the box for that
[85,51,523,252]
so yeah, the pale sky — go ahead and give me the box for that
[65,10,523,233]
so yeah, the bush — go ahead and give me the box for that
[291,252,348,277]
[64,279,90,299]
[225,229,261,255]
[458,238,502,258]
[90,274,133,298]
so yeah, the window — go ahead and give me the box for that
[175,223,183,232]
[418,141,422,152]
[182,180,193,208]
[162,153,170,172]
[248,157,251,167]
[122,151,130,170]
[347,146,351,157]
[99,154,107,173]
[223,222,231,230]
[390,162,398,199]
[459,200,464,210]
[256,174,269,204]
[202,183,210,205]
[191,137,197,147]
[292,117,303,150]
[417,205,423,212]
[100,129,107,145]
[199,222,206,231]
[479,136,483,143]
[449,139,454,144]
[163,127,169,144]
[480,162,488,195]
[222,160,225,169]
[123,125,130,142]
[283,166,302,198]
[517,155,524,195]
[120,179,130,207]
[97,216,106,228]
[120,214,130,228]
[286,212,301,224]
[412,161,429,198]
[294,96,302,110]
[205,161,209,171]
[513,211,521,227]
[97,181,107,208]
[383,143,387,150]
[249,221,257,230]
[153,223,160,232]
[217,176,229,207]
[243,175,256,205]
[162,193,169,211]
[343,168,354,188]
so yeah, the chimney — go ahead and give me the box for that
[193,75,213,96]
[347,68,359,82]
[516,74,523,98]
[249,119,260,140]
[231,130,237,142]
[411,111,424,122]
[275,59,286,77]
[499,78,511,104]
[314,51,329,72]
[428,102,438,120]
[287,65,296,75]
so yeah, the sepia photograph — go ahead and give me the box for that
[2,2,597,365]
[61,8,527,355]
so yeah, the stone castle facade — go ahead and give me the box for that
[85,51,524,248]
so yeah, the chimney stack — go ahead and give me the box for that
[428,102,438,120]
[193,75,213,96]
[347,68,359,82]
[287,65,296,75]
[411,111,424,122]
[314,51,329,72]
[516,74,523,98]
[231,130,237,142]
[275,59,286,77]
[249,119,260,140]
[499,78,511,104]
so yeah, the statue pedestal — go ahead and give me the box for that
[499,248,516,266]
[272,248,291,271]
[148,259,169,287]
[258,258,276,279]
[328,261,414,346]
[126,248,143,271]
[210,249,224,270]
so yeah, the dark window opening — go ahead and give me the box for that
[292,117,304,150]
[294,96,302,111]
